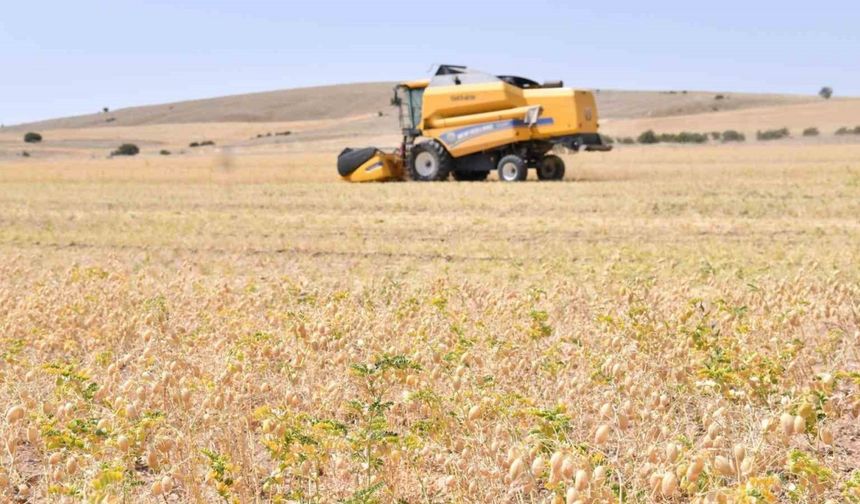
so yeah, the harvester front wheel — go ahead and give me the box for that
[537,155,566,181]
[497,155,528,182]
[409,141,453,181]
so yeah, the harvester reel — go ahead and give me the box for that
[408,141,452,181]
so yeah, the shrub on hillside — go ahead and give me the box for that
[24,132,42,143]
[647,132,709,144]
[189,141,216,148]
[683,132,710,144]
[802,127,819,137]
[618,137,635,145]
[721,130,746,142]
[835,126,860,136]
[756,128,790,141]
[637,130,659,144]
[111,144,139,156]
[711,132,722,141]
[160,150,171,156]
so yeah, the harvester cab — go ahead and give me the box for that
[338,64,610,182]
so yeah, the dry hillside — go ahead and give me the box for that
[8,83,823,131]
[8,83,395,131]
[1,82,856,162]
[601,99,860,140]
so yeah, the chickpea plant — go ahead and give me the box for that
[0,149,858,502]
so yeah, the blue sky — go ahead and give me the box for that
[1,0,857,125]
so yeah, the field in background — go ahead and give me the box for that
[1,144,859,502]
[4,99,860,164]
[5,84,822,132]
[4,80,859,164]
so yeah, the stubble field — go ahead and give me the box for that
[1,144,859,503]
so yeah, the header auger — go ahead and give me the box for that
[338,65,610,182]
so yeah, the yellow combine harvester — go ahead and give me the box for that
[338,65,610,182]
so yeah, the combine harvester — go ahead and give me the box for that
[338,65,610,182]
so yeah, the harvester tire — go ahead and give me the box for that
[452,170,490,181]
[537,155,566,181]
[409,141,453,181]
[497,155,528,182]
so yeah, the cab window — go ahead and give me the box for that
[396,86,424,130]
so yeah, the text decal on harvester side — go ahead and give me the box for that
[440,118,554,147]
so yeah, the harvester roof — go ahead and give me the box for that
[399,80,429,90]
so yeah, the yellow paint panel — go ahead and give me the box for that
[420,79,600,158]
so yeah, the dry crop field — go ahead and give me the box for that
[1,144,859,503]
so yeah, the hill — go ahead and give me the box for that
[8,83,823,131]
[3,82,855,161]
[9,83,395,131]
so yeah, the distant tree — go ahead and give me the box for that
[637,130,660,144]
[652,132,710,144]
[818,87,833,100]
[802,127,819,137]
[756,128,790,141]
[103,107,110,113]
[111,143,139,156]
[160,149,171,156]
[677,132,709,144]
[24,132,42,143]
[721,130,746,143]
